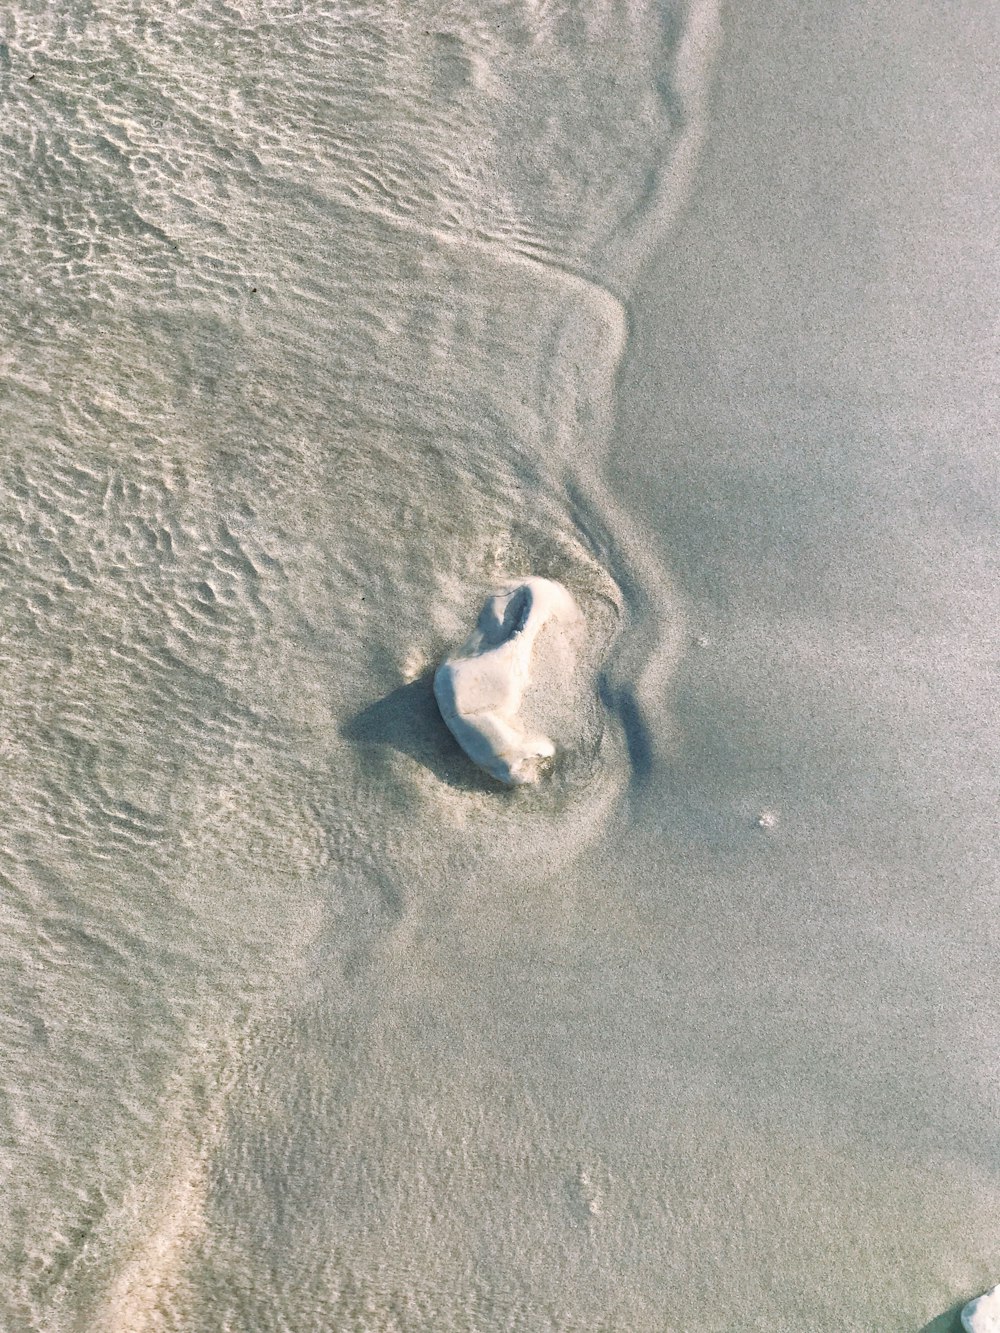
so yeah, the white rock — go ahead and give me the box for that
[963,1285,1000,1333]
[434,577,579,786]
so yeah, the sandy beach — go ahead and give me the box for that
[2,0,998,1329]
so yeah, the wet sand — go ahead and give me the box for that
[2,1,998,1329]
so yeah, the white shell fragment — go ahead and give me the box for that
[963,1286,1000,1333]
[434,577,579,785]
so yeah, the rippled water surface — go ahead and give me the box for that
[2,0,998,1329]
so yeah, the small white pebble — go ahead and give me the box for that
[401,650,427,683]
[756,810,778,830]
[693,635,710,648]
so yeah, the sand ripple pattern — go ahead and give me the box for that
[0,0,719,1327]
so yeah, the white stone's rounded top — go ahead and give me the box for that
[434,577,580,785]
[964,1285,1000,1333]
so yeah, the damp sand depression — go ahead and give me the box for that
[2,0,999,1330]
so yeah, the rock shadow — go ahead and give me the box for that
[341,671,500,793]
[916,1299,969,1333]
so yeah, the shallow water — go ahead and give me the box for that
[2,0,998,1329]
